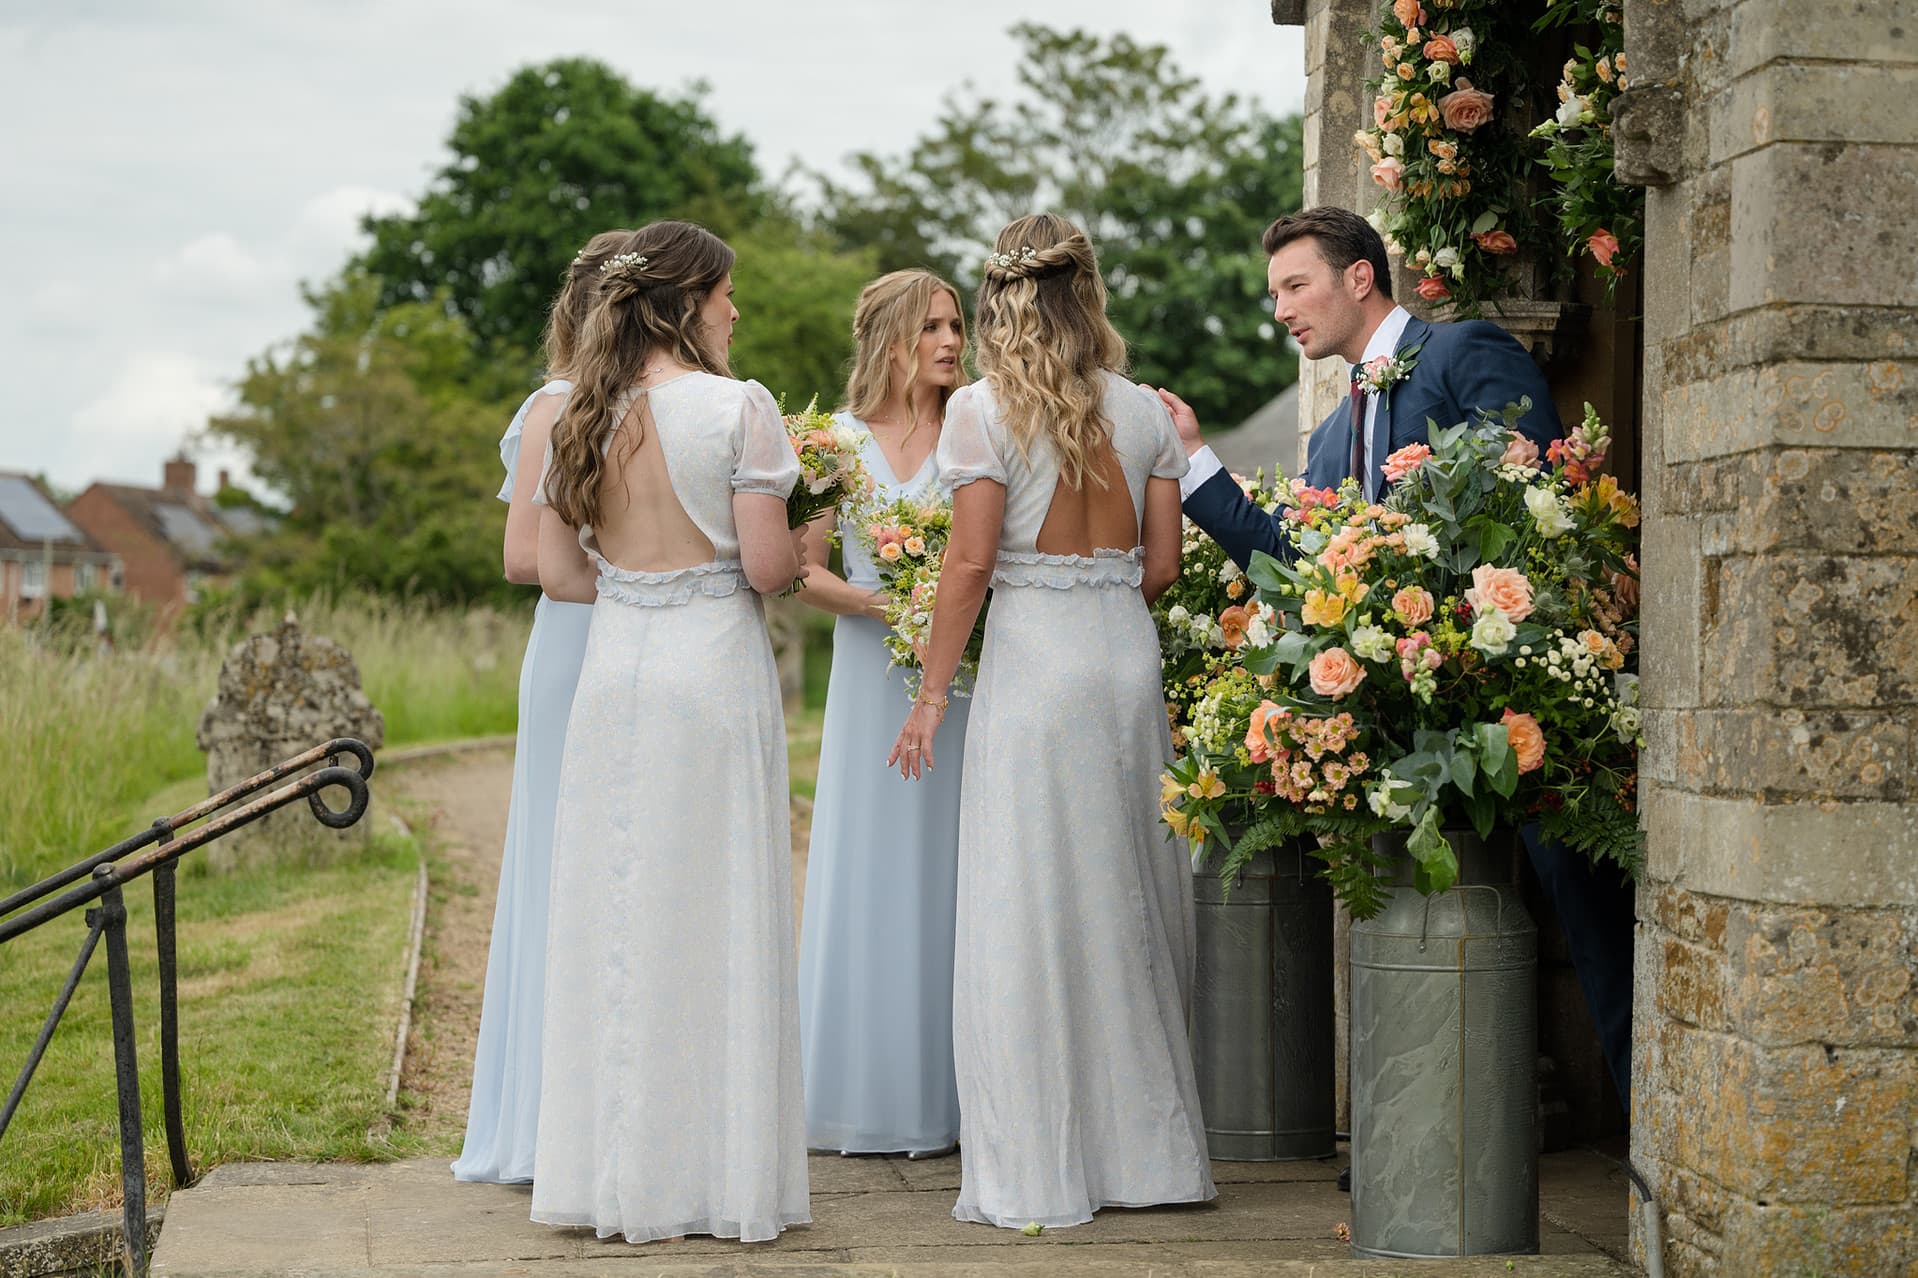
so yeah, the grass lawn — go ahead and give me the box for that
[0,777,422,1227]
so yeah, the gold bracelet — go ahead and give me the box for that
[916,690,950,712]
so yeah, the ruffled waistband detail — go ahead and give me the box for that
[592,557,745,608]
[989,547,1144,590]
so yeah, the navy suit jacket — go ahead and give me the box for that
[1184,315,1563,571]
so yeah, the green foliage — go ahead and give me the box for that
[359,58,765,369]
[815,24,1305,429]
[727,220,877,411]
[1529,2,1642,287]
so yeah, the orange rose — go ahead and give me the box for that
[1245,700,1285,763]
[1392,0,1420,25]
[1423,34,1461,63]
[1392,586,1435,626]
[1415,274,1452,301]
[1500,434,1540,467]
[1437,80,1495,132]
[1220,605,1251,649]
[1473,229,1519,254]
[1309,647,1367,699]
[1588,228,1621,268]
[1466,563,1535,622]
[1501,708,1546,773]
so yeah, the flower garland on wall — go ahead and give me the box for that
[1355,0,1647,309]
[1354,0,1534,314]
[1530,0,1644,285]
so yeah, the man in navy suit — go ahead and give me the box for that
[1154,205,1635,1121]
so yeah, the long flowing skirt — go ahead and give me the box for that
[952,575,1216,1229]
[531,577,809,1243]
[452,595,592,1184]
[798,613,968,1154]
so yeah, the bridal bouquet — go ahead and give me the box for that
[783,397,873,529]
[854,494,983,698]
[1161,403,1642,918]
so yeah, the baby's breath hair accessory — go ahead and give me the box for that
[600,252,650,278]
[985,246,1038,271]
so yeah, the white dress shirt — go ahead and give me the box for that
[1179,304,1414,501]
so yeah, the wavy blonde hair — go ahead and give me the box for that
[843,269,968,433]
[545,222,735,530]
[542,229,632,379]
[973,213,1127,489]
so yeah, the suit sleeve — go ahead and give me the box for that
[1446,321,1564,449]
[1182,469,1286,572]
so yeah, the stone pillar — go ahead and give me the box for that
[1622,0,1918,1272]
[196,613,386,872]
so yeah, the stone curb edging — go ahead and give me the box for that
[0,1206,162,1278]
[382,811,429,1113]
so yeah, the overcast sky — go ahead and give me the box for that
[0,1,1303,494]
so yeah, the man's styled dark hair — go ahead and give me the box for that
[1261,207,1394,300]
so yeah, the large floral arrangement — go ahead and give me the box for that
[1162,404,1642,918]
[854,492,984,698]
[1354,0,1533,313]
[1154,470,1288,747]
[1530,0,1642,286]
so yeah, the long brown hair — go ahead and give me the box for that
[974,213,1127,489]
[543,229,632,378]
[544,222,735,530]
[843,269,968,431]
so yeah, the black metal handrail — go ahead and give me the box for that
[0,738,375,1275]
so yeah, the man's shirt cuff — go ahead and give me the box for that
[1179,446,1223,501]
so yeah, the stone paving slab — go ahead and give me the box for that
[151,1149,1631,1277]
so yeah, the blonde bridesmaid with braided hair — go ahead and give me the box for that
[531,221,810,1243]
[890,213,1215,1229]
[795,269,969,1159]
[453,228,627,1185]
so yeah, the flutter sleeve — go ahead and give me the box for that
[1144,386,1192,481]
[732,379,801,499]
[935,385,1007,489]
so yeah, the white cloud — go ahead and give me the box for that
[287,184,414,274]
[67,353,235,485]
[151,232,276,300]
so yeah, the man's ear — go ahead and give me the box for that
[1347,258,1377,303]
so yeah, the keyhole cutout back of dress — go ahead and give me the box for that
[591,392,718,573]
[1033,434,1140,556]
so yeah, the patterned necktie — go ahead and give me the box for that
[1348,371,1367,493]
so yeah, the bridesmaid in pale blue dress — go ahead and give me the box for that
[451,230,628,1184]
[795,270,972,1157]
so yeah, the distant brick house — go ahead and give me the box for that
[66,456,262,617]
[0,470,121,624]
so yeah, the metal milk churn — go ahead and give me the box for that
[1348,827,1538,1257]
[1190,839,1336,1160]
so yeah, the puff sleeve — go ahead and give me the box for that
[935,385,1007,489]
[732,379,801,499]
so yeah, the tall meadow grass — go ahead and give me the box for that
[0,594,528,887]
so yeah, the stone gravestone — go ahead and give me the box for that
[196,612,385,872]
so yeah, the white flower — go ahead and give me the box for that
[1470,608,1517,656]
[1219,560,1243,584]
[1367,774,1417,821]
[1383,131,1405,158]
[1367,208,1390,232]
[1610,704,1642,743]
[1429,60,1453,86]
[1433,245,1463,279]
[1245,616,1274,649]
[1525,486,1575,538]
[1452,27,1476,61]
[1167,605,1190,626]
[1401,523,1440,558]
[1350,624,1395,663]
[1615,672,1641,706]
[1557,95,1584,128]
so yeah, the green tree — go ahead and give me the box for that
[728,220,878,410]
[359,58,765,373]
[201,272,510,605]
[815,24,1305,428]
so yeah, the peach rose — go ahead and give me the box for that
[1245,700,1285,763]
[1392,586,1435,626]
[1501,708,1546,773]
[1473,229,1518,254]
[1423,34,1461,63]
[1375,94,1394,127]
[1220,605,1251,650]
[1309,647,1368,699]
[1415,273,1452,301]
[1392,0,1420,25]
[1370,156,1405,191]
[1588,228,1621,268]
[878,542,904,562]
[1466,563,1535,622]
[1500,433,1540,467]
[1382,442,1433,483]
[1437,80,1495,132]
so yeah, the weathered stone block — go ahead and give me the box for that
[1711,63,1918,166]
[1637,514,1704,708]
[1664,306,1918,380]
[1726,902,1918,1046]
[1656,934,1733,1029]
[1655,1021,1913,1203]
[1641,788,1918,905]
[1648,706,1913,801]
[1731,144,1918,311]
[1642,183,1697,345]
[1728,0,1918,79]
[1703,552,1918,708]
[1719,1199,1918,1276]
[1613,84,1688,187]
[1665,449,1918,555]
[1662,359,1918,461]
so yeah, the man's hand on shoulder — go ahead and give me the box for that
[1143,384,1206,457]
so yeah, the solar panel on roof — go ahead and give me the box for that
[0,475,85,543]
[152,503,220,556]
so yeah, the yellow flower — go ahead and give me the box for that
[1188,770,1226,800]
[1301,589,1349,627]
[1160,773,1186,807]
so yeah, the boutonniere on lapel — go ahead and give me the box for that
[1354,342,1423,412]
